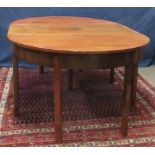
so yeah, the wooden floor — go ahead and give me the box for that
[139,65,155,87]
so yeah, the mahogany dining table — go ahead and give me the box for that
[7,16,150,143]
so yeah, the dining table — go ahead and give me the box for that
[7,16,150,143]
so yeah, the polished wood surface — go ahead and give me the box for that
[8,16,149,54]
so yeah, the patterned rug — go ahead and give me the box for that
[0,67,155,146]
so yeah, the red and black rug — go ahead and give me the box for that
[0,67,155,146]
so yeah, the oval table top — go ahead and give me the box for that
[8,16,150,54]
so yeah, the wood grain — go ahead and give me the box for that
[8,16,149,54]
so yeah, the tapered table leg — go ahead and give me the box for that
[121,65,132,136]
[53,55,63,143]
[109,68,114,83]
[69,69,73,90]
[130,63,138,109]
[13,46,19,117]
[39,65,44,73]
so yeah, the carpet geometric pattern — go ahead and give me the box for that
[0,67,155,146]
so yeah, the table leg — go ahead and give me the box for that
[53,55,63,143]
[13,47,19,117]
[69,69,73,90]
[130,63,138,109]
[109,68,114,83]
[39,65,44,73]
[121,65,132,136]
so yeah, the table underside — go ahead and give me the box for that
[12,45,142,143]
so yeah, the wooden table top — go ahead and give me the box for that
[8,16,150,54]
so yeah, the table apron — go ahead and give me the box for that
[14,46,143,69]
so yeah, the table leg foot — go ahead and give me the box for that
[53,55,63,143]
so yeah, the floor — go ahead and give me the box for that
[138,65,155,87]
